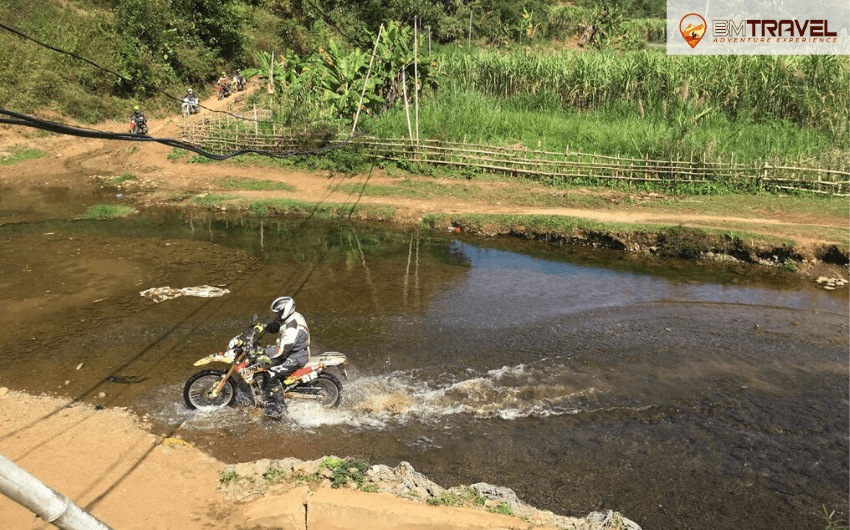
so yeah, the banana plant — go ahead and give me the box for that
[240,50,286,91]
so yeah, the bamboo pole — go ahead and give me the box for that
[352,24,383,134]
[414,17,420,144]
[268,50,275,93]
[402,69,414,147]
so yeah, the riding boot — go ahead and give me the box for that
[263,383,287,419]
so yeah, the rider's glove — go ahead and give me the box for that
[253,323,265,334]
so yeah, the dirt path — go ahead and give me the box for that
[3,90,847,254]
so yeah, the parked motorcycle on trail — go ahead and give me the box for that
[183,314,349,412]
[129,115,147,135]
[181,96,200,117]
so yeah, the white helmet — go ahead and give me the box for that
[270,296,295,320]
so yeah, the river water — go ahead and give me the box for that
[0,190,847,530]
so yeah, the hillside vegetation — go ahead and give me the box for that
[1,0,847,176]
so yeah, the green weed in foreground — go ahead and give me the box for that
[427,487,487,508]
[218,177,295,192]
[0,146,47,165]
[817,505,849,530]
[319,457,369,489]
[487,502,514,516]
[219,470,239,485]
[108,173,136,185]
[168,148,188,160]
[82,204,137,219]
[262,467,288,484]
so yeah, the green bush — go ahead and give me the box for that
[319,458,369,489]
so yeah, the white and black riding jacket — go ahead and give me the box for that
[265,311,310,362]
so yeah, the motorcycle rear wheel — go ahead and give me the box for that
[291,372,342,408]
[184,369,237,410]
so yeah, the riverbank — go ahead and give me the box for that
[0,389,640,530]
[0,99,847,286]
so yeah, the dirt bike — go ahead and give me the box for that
[129,115,147,135]
[233,74,246,91]
[183,314,349,412]
[181,96,199,117]
[217,79,231,100]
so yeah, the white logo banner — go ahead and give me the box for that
[667,0,849,55]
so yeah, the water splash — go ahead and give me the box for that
[150,362,599,430]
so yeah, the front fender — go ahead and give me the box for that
[193,351,236,366]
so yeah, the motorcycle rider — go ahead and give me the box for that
[252,296,310,418]
[234,69,245,90]
[130,105,146,133]
[183,88,198,112]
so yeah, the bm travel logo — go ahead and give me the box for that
[667,0,849,55]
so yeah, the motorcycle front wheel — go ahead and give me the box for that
[183,369,237,409]
[292,372,343,408]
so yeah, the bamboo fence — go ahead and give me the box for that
[181,113,849,197]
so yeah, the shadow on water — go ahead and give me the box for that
[0,205,847,530]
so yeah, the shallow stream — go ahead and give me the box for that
[0,186,847,529]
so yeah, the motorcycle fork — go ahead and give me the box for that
[210,353,243,397]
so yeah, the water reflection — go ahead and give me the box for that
[430,241,845,329]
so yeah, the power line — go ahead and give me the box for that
[0,103,392,161]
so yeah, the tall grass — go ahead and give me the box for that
[435,49,849,144]
[370,87,838,166]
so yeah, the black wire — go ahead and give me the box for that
[0,86,396,160]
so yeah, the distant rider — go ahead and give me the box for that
[252,296,310,418]
[184,88,198,111]
[234,69,245,90]
[130,105,146,133]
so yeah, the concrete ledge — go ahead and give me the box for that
[307,489,525,530]
[244,486,310,529]
[243,487,542,530]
